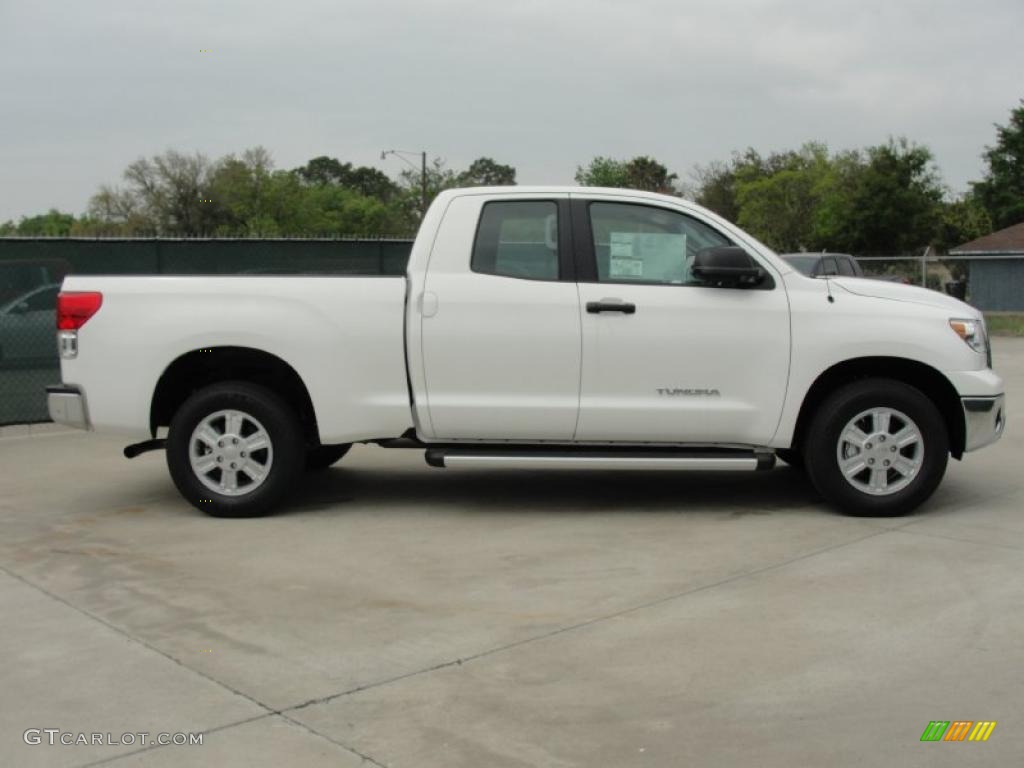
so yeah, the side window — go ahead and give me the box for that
[837,257,857,277]
[471,201,559,281]
[589,202,733,285]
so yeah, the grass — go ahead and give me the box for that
[985,313,1024,337]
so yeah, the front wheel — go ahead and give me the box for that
[166,382,304,517]
[804,379,949,516]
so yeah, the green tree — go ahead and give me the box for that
[458,157,517,187]
[0,209,77,236]
[689,159,739,221]
[576,156,678,193]
[690,149,792,222]
[815,138,943,254]
[575,157,629,187]
[935,193,992,252]
[294,156,399,200]
[734,143,832,251]
[624,156,678,193]
[972,100,1024,229]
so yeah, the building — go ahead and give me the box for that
[950,222,1024,311]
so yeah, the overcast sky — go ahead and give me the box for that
[0,0,1021,221]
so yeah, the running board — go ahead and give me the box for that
[425,448,775,472]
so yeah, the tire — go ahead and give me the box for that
[776,448,804,470]
[804,378,949,517]
[305,444,351,471]
[166,381,304,517]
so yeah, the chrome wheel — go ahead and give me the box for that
[188,409,273,497]
[836,407,923,496]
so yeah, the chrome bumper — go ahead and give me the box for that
[962,394,1005,452]
[46,385,90,431]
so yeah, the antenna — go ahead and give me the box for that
[825,276,835,303]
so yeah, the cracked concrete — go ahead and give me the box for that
[1,339,1021,767]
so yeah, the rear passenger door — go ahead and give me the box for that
[418,194,582,441]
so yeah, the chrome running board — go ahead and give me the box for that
[425,448,775,472]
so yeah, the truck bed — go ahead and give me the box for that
[59,275,413,443]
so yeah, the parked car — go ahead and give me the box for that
[0,258,70,305]
[48,188,1004,518]
[780,252,913,284]
[0,283,60,367]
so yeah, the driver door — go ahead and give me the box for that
[572,198,790,446]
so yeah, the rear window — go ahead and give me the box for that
[471,201,559,281]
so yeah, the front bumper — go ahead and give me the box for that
[46,385,90,431]
[962,394,1005,452]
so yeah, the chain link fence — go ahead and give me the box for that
[0,237,413,425]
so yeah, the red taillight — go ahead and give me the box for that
[57,291,103,330]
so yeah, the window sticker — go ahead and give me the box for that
[611,256,644,277]
[608,232,687,281]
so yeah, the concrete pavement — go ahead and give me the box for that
[2,340,1022,767]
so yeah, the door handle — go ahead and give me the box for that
[586,300,636,314]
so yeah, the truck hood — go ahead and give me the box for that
[831,277,977,316]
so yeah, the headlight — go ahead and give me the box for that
[949,317,988,355]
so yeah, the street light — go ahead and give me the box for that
[381,149,428,217]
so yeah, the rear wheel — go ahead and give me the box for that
[804,379,948,516]
[305,444,351,471]
[166,382,304,517]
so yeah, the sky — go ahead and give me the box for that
[0,0,1022,221]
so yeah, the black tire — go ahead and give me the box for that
[166,381,304,517]
[804,378,949,516]
[776,448,804,470]
[305,444,351,471]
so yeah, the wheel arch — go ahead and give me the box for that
[150,346,320,446]
[791,357,965,460]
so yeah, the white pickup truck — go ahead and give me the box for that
[48,187,1005,517]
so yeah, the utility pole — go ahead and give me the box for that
[921,245,930,287]
[381,149,429,218]
[421,151,428,220]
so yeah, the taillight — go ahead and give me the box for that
[57,291,103,330]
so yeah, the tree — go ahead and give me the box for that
[457,157,516,187]
[734,144,832,252]
[0,209,77,236]
[85,184,155,234]
[86,149,220,236]
[294,156,399,201]
[972,100,1024,229]
[623,156,678,194]
[814,139,943,254]
[394,157,458,225]
[576,156,678,193]
[689,159,739,222]
[575,157,629,187]
[690,149,790,222]
[935,193,992,252]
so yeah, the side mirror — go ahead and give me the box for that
[691,246,767,288]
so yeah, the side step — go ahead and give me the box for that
[425,447,775,472]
